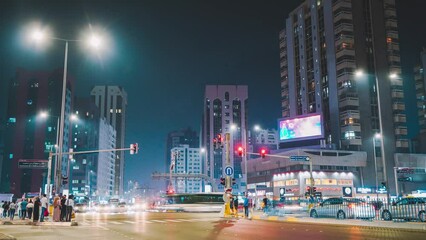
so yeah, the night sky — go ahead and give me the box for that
[1,0,426,189]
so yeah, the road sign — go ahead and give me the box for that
[290,156,310,162]
[279,188,285,197]
[18,159,48,169]
[342,187,353,197]
[224,166,234,176]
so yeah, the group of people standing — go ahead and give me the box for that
[0,193,75,222]
[229,194,250,218]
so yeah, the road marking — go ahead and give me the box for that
[165,219,182,222]
[109,221,124,225]
[150,220,166,223]
[123,221,137,224]
[175,219,193,222]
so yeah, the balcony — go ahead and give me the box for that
[395,140,409,148]
[339,97,359,108]
[335,48,355,60]
[341,124,361,133]
[340,110,360,119]
[394,114,406,123]
[391,91,404,99]
[395,127,408,136]
[341,138,362,146]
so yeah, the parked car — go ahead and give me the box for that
[381,197,426,222]
[310,197,375,220]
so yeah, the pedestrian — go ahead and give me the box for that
[17,199,22,219]
[9,200,16,220]
[27,199,34,220]
[60,195,67,222]
[233,196,239,216]
[229,195,234,214]
[40,194,48,222]
[243,194,249,218]
[33,197,40,222]
[65,195,74,222]
[262,195,268,213]
[21,198,28,220]
[3,201,9,218]
[53,196,61,222]
[0,201,4,218]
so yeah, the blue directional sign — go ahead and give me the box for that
[290,156,310,162]
[224,166,234,176]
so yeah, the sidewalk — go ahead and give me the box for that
[0,219,77,226]
[250,210,426,232]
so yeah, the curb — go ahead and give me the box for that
[0,233,16,240]
[250,215,426,232]
[0,220,78,226]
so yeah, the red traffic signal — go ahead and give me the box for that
[237,146,244,157]
[130,143,139,154]
[260,148,267,158]
[220,177,225,186]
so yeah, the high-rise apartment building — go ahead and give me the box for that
[70,98,100,198]
[201,85,248,192]
[171,145,203,193]
[91,86,127,196]
[165,128,199,173]
[414,49,426,134]
[97,118,116,197]
[1,68,73,196]
[279,0,407,194]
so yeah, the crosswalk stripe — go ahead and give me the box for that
[175,219,194,222]
[165,219,182,222]
[150,220,166,223]
[109,221,124,225]
[123,221,137,224]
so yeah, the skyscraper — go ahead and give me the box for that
[1,68,73,196]
[165,128,199,174]
[201,85,248,192]
[414,49,426,134]
[279,0,407,194]
[91,86,127,196]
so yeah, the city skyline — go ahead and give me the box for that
[1,0,426,189]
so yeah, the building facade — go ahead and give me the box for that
[201,85,248,192]
[414,49,426,134]
[1,68,73,196]
[69,98,101,198]
[91,86,127,196]
[97,118,116,198]
[279,0,407,194]
[245,148,367,204]
[171,145,203,193]
[165,128,199,176]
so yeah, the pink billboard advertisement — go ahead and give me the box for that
[278,114,323,142]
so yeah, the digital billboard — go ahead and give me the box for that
[278,114,323,142]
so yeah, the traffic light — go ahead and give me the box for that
[62,176,68,185]
[213,138,218,149]
[381,182,387,189]
[69,148,74,160]
[260,148,266,158]
[217,134,222,144]
[232,178,236,186]
[220,177,225,186]
[313,187,317,193]
[166,189,175,195]
[129,143,139,154]
[237,146,244,157]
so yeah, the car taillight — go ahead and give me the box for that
[348,203,355,208]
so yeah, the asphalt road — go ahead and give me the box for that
[0,212,425,240]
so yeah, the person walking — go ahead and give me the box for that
[60,195,67,222]
[21,198,28,220]
[9,201,16,220]
[243,194,249,218]
[65,195,74,222]
[228,195,234,215]
[33,197,40,222]
[27,200,34,220]
[17,200,22,219]
[3,201,9,218]
[40,194,48,222]
[233,196,239,216]
[53,196,61,222]
[262,195,268,213]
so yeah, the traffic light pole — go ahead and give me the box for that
[225,133,231,190]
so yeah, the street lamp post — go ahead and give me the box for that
[373,133,381,200]
[29,25,105,195]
